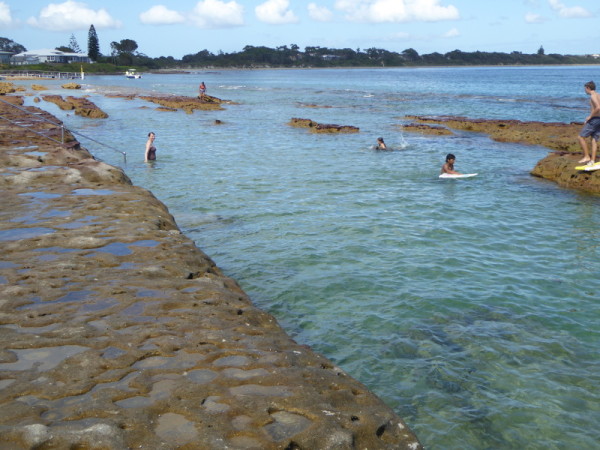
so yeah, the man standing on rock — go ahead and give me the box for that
[577,80,600,164]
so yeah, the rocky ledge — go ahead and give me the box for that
[289,118,360,134]
[0,97,421,449]
[530,152,600,192]
[403,115,600,194]
[40,95,109,119]
[139,94,229,113]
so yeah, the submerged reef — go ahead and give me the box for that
[0,96,421,448]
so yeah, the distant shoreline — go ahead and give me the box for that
[3,62,600,79]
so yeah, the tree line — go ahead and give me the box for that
[1,28,599,71]
[178,45,600,68]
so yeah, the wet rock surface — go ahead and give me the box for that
[531,152,600,193]
[289,118,360,134]
[0,97,422,449]
[41,95,109,119]
[138,94,227,113]
[61,83,82,90]
[403,115,582,152]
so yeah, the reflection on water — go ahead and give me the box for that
[0,345,88,371]
[0,227,55,241]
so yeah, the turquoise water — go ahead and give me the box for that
[22,67,600,449]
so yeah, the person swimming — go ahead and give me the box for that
[376,137,387,150]
[441,153,461,175]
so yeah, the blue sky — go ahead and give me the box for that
[0,0,598,58]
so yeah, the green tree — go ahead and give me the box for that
[87,24,100,61]
[0,37,26,53]
[402,48,420,62]
[537,45,545,55]
[111,39,138,54]
[110,39,139,65]
[69,34,81,53]
[55,46,73,52]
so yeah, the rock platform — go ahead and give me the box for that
[289,118,360,134]
[0,97,422,449]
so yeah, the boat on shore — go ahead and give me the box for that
[125,69,142,79]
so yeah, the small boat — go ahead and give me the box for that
[125,69,142,79]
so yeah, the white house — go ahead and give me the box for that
[0,51,12,64]
[10,49,91,65]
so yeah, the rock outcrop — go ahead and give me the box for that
[403,115,582,152]
[139,94,226,113]
[289,118,360,134]
[0,97,422,449]
[61,83,82,90]
[531,152,600,192]
[41,95,108,119]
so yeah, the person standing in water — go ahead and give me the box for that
[376,137,387,150]
[577,80,600,164]
[441,153,461,175]
[145,132,157,162]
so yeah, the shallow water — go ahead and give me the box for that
[22,66,600,448]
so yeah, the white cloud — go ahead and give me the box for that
[308,3,333,22]
[334,0,459,23]
[548,0,592,18]
[190,0,244,28]
[525,12,545,23]
[140,5,185,25]
[256,0,299,24]
[443,27,459,38]
[26,1,121,31]
[0,2,14,27]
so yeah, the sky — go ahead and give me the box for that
[0,0,598,59]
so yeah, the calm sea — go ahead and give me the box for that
[21,66,600,449]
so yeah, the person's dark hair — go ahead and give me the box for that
[148,131,155,137]
[446,153,455,162]
[585,81,596,91]
[377,137,384,142]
